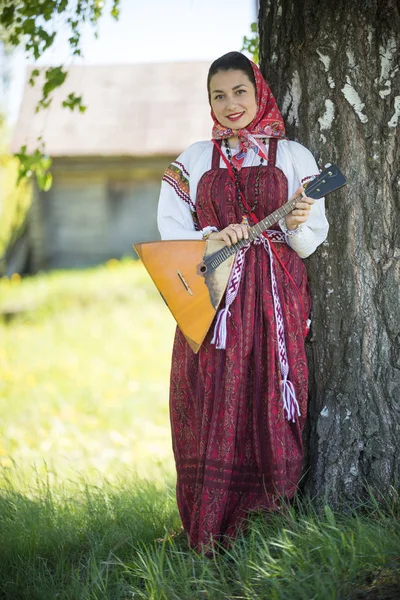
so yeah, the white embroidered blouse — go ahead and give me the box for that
[157,139,329,258]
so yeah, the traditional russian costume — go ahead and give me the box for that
[157,61,329,551]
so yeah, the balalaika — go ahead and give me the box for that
[134,164,346,353]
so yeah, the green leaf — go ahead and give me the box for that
[22,18,36,34]
[0,6,15,27]
[58,0,69,14]
[40,171,53,192]
[14,143,53,191]
[42,66,68,98]
[68,33,80,46]
[111,0,120,19]
[41,157,52,171]
[241,22,259,64]
[61,93,86,112]
[36,98,52,113]
[29,69,40,86]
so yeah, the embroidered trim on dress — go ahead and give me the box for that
[163,162,194,210]
[175,161,190,178]
[163,161,200,230]
[266,230,286,243]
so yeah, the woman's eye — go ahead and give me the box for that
[236,89,245,95]
[214,94,223,101]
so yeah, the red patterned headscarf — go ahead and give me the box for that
[211,59,286,169]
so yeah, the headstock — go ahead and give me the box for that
[304,164,347,199]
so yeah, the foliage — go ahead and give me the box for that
[0,1,120,190]
[0,142,32,265]
[242,21,259,64]
[0,0,120,108]
[14,141,52,188]
[0,0,120,65]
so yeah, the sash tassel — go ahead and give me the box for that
[211,231,302,422]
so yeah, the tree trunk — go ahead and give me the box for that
[259,0,400,503]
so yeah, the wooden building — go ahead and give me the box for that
[11,62,211,271]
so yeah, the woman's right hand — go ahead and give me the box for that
[208,223,249,247]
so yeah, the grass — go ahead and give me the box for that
[0,470,181,599]
[0,259,176,482]
[1,261,399,599]
[0,471,399,599]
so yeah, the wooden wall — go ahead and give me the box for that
[29,156,171,271]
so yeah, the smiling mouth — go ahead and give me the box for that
[226,112,244,122]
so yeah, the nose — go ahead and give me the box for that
[226,95,238,111]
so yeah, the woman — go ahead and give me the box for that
[157,52,328,551]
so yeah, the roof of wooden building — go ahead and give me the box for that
[11,62,212,157]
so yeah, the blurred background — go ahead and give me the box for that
[0,0,256,487]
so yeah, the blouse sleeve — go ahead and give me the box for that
[278,141,329,259]
[157,146,217,241]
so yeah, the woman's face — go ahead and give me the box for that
[209,69,257,131]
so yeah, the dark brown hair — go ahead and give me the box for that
[207,52,256,101]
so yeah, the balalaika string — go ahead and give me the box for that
[202,168,336,272]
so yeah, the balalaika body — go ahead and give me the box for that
[134,164,346,353]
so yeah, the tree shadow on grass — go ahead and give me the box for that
[0,472,399,600]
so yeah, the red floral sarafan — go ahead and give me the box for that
[211,60,286,169]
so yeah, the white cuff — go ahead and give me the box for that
[201,226,218,239]
[279,217,303,240]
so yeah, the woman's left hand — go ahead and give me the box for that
[285,186,315,230]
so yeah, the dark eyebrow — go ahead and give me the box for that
[211,83,249,95]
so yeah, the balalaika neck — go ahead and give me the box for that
[205,193,301,270]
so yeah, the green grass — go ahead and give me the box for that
[0,259,176,482]
[1,262,399,599]
[0,470,181,600]
[0,472,399,599]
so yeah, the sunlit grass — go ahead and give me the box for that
[1,261,399,598]
[0,471,399,599]
[0,259,176,484]
[0,469,181,600]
